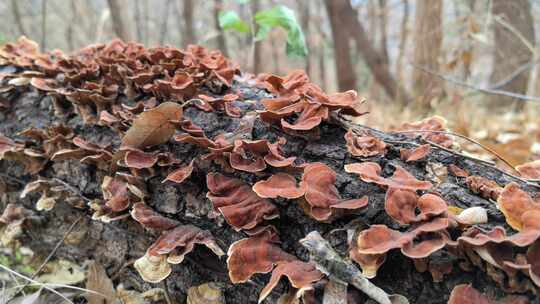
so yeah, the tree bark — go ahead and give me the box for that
[324,0,357,91]
[213,0,229,57]
[182,0,196,45]
[107,0,133,41]
[412,0,443,105]
[489,0,535,110]
[334,0,411,103]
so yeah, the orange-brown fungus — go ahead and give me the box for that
[147,224,223,264]
[400,144,431,162]
[466,175,502,201]
[345,162,432,191]
[395,116,453,148]
[385,189,447,225]
[259,70,366,132]
[497,182,540,231]
[206,173,278,231]
[516,160,540,180]
[131,202,179,230]
[344,129,387,157]
[252,173,306,199]
[300,162,368,221]
[226,227,295,284]
[258,260,324,303]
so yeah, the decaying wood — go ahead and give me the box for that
[1,60,539,303]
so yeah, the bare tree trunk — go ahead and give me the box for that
[395,0,409,103]
[10,0,27,37]
[251,0,263,74]
[489,0,535,110]
[213,0,229,56]
[107,0,133,41]
[143,0,149,45]
[158,0,172,45]
[378,0,389,65]
[66,0,77,51]
[334,0,411,102]
[324,0,357,91]
[299,1,312,77]
[412,0,443,104]
[183,0,196,45]
[134,0,144,43]
[40,0,47,51]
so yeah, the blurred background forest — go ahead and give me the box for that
[1,0,540,166]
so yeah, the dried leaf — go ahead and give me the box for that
[121,102,183,149]
[85,260,116,304]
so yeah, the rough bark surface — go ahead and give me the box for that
[1,73,539,303]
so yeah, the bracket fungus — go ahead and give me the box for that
[162,159,196,184]
[252,172,306,199]
[300,162,369,221]
[226,227,295,284]
[206,173,279,231]
[135,225,224,283]
[400,144,431,162]
[466,175,502,201]
[395,116,453,148]
[458,225,540,287]
[448,284,529,304]
[516,160,540,180]
[345,162,432,191]
[345,129,387,157]
[259,70,366,132]
[351,220,451,278]
[130,202,179,230]
[258,260,324,303]
[385,189,447,225]
[497,182,540,231]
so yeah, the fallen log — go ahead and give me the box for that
[0,38,539,304]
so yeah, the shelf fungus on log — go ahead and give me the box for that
[135,225,224,283]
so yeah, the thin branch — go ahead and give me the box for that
[11,215,83,299]
[52,178,91,202]
[391,129,516,172]
[489,60,540,90]
[332,113,540,189]
[410,63,540,102]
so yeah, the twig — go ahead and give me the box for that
[489,60,540,90]
[300,231,406,304]
[10,215,83,299]
[0,173,26,185]
[410,63,540,102]
[332,113,540,189]
[162,280,173,304]
[52,178,91,202]
[1,264,73,304]
[391,130,517,172]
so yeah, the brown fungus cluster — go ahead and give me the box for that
[259,70,367,133]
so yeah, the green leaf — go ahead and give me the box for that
[254,5,308,57]
[218,11,250,34]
